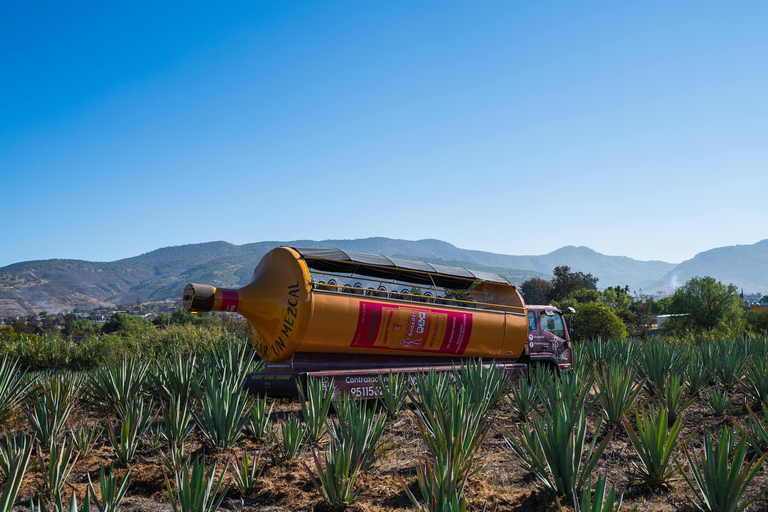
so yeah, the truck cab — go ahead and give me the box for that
[525,305,573,371]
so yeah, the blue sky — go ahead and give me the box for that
[1,1,766,268]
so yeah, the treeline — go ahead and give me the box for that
[521,266,768,342]
[0,311,250,372]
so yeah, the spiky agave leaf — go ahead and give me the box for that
[377,371,409,419]
[329,393,387,472]
[231,450,265,496]
[507,400,611,497]
[0,436,33,512]
[165,456,228,512]
[192,368,251,449]
[679,426,768,512]
[596,360,644,430]
[0,355,33,428]
[87,465,131,512]
[297,377,333,445]
[623,405,681,486]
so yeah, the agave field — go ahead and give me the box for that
[1,336,768,511]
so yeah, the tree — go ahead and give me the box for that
[668,276,743,338]
[41,315,57,335]
[548,266,598,302]
[62,314,76,337]
[745,309,768,335]
[573,302,627,341]
[102,313,152,334]
[760,295,768,304]
[570,289,601,304]
[601,285,633,312]
[520,278,553,305]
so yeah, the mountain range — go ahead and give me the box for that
[1,237,766,318]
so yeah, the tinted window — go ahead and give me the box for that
[541,313,565,338]
[528,311,537,331]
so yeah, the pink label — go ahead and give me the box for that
[220,290,239,312]
[351,301,473,355]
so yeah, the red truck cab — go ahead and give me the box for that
[525,305,574,371]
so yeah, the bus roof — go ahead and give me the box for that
[292,247,511,290]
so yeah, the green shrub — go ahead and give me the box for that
[573,303,627,342]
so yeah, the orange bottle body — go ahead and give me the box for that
[183,247,528,363]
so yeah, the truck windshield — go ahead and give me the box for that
[541,313,565,338]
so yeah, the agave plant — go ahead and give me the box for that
[231,450,265,496]
[661,374,696,425]
[0,436,33,512]
[413,386,491,483]
[87,465,131,512]
[623,405,681,486]
[153,353,199,405]
[742,359,768,408]
[30,491,89,512]
[734,404,768,456]
[277,416,307,460]
[165,456,228,512]
[453,359,511,415]
[329,393,387,472]
[161,396,194,449]
[711,341,747,392]
[33,372,85,413]
[596,360,644,430]
[408,369,453,416]
[192,369,251,449]
[557,473,625,512]
[538,367,596,421]
[506,373,540,423]
[69,424,102,457]
[307,439,362,508]
[108,397,154,465]
[0,435,30,481]
[247,395,273,441]
[0,355,33,428]
[140,427,166,451]
[679,426,768,512]
[685,358,711,397]
[506,400,611,497]
[708,388,730,417]
[397,453,473,511]
[27,387,76,447]
[638,342,685,396]
[204,339,255,390]
[37,439,79,504]
[377,371,409,418]
[297,377,333,445]
[89,359,150,414]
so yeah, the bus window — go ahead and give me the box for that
[542,313,565,338]
[528,311,537,331]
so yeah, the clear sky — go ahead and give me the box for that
[1,1,766,268]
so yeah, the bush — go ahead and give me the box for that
[102,313,153,335]
[745,309,768,335]
[574,303,627,341]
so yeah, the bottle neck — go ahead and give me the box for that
[183,283,240,313]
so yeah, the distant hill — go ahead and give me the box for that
[1,237,765,317]
[648,239,768,294]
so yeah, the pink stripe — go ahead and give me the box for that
[220,290,239,312]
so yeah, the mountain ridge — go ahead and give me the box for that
[1,237,765,317]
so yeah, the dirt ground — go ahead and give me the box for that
[7,384,768,511]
